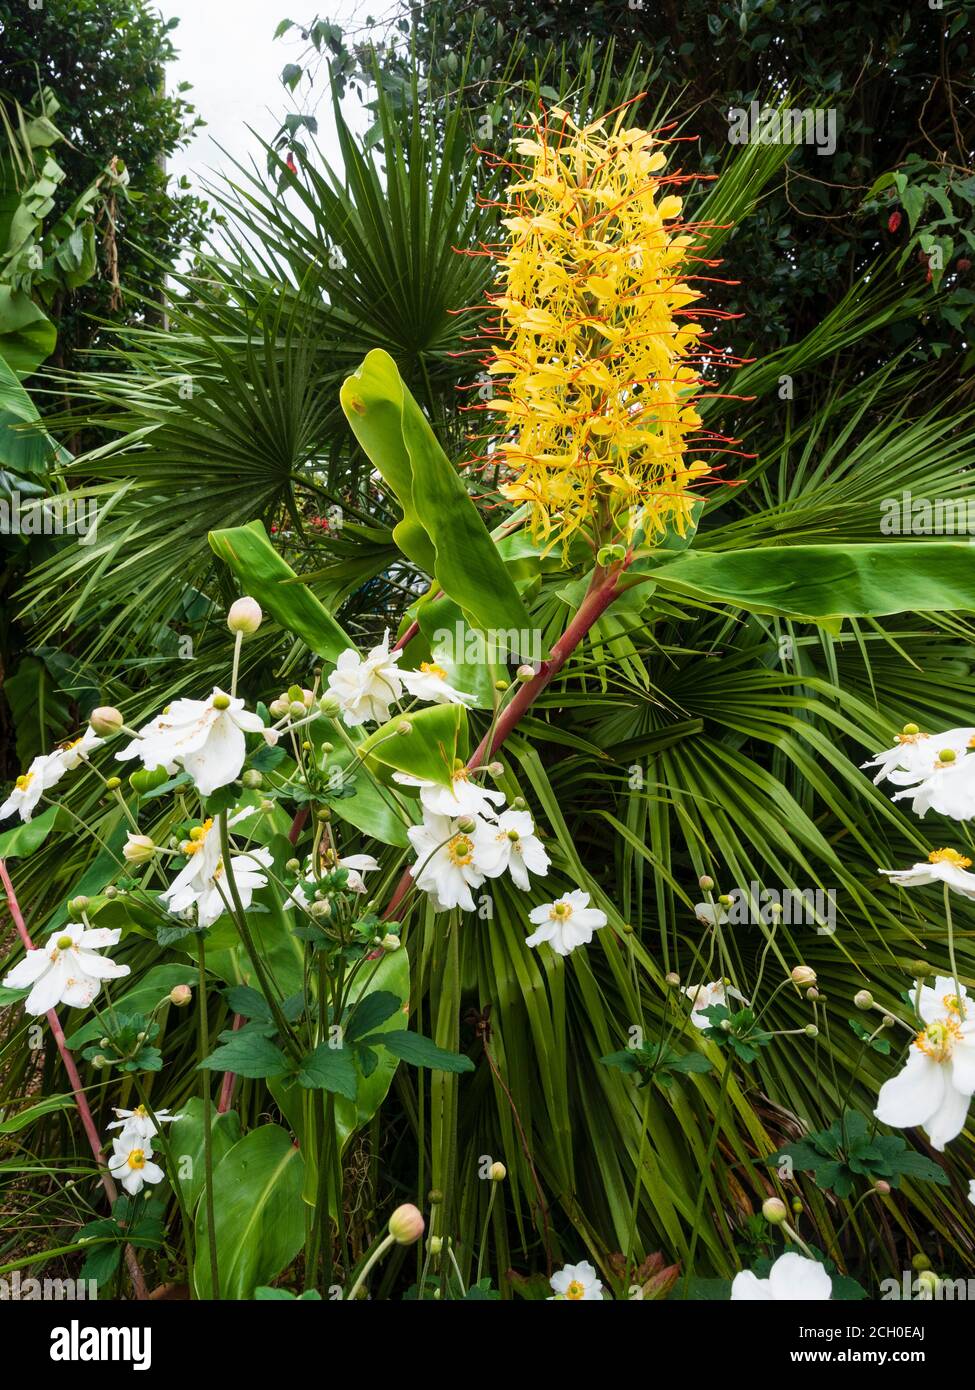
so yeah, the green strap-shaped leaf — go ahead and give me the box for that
[649,542,975,620]
[209,519,351,664]
[340,349,534,637]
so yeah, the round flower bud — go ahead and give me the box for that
[381,934,401,953]
[762,1197,788,1225]
[806,987,820,1001]
[494,679,509,692]
[791,965,817,987]
[511,796,526,810]
[698,875,714,891]
[427,1236,443,1255]
[396,720,412,736]
[91,1054,110,1069]
[289,700,307,719]
[909,961,932,978]
[456,816,476,834]
[717,893,733,907]
[104,777,121,791]
[123,833,156,865]
[104,885,118,899]
[804,1024,819,1038]
[169,984,192,1007]
[874,1179,891,1195]
[269,699,289,718]
[665,971,681,986]
[68,896,89,915]
[791,1197,803,1214]
[882,1015,895,1029]
[388,1203,425,1245]
[516,664,535,682]
[285,858,301,874]
[489,1162,506,1182]
[854,990,874,1010]
[318,695,341,718]
[89,706,123,736]
[227,596,262,634]
[242,769,263,789]
[487,761,504,778]
[260,799,274,813]
[428,1189,443,1205]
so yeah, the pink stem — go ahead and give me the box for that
[382,565,625,921]
[217,1013,244,1114]
[0,858,149,1300]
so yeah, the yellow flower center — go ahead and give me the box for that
[895,730,927,745]
[551,901,572,921]
[420,662,447,681]
[565,1280,586,1300]
[942,993,966,1020]
[15,772,33,792]
[505,829,521,843]
[185,818,214,854]
[928,848,972,868]
[127,1149,147,1171]
[61,736,83,751]
[914,1018,961,1062]
[447,835,474,867]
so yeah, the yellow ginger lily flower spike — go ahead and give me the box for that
[482,104,722,554]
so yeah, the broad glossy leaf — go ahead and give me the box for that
[358,700,465,789]
[192,1123,305,1299]
[170,1098,243,1214]
[209,519,351,664]
[650,543,975,620]
[340,349,533,636]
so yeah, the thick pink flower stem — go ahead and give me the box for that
[382,563,626,921]
[0,858,149,1300]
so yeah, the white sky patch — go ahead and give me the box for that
[158,0,373,208]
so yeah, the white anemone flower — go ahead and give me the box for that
[547,1260,604,1301]
[731,1252,832,1301]
[56,725,103,770]
[117,689,265,796]
[162,833,272,930]
[874,981,975,1150]
[891,755,975,821]
[286,852,381,909]
[0,749,69,823]
[107,1131,165,1196]
[399,661,474,706]
[472,809,550,891]
[862,726,975,786]
[107,1105,181,1141]
[880,848,975,899]
[694,901,728,926]
[525,890,607,957]
[407,812,486,912]
[2,923,129,1015]
[969,1179,975,1208]
[393,767,506,821]
[682,979,749,1030]
[326,631,403,726]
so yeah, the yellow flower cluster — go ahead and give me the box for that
[486,107,710,550]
